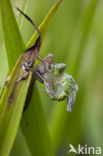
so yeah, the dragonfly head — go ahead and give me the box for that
[51,63,66,76]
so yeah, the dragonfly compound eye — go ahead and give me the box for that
[57,63,66,73]
[51,63,66,76]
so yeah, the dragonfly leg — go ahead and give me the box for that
[16,72,29,84]
[5,76,10,87]
[39,53,44,59]
[34,71,44,83]
[37,56,43,62]
[37,54,44,62]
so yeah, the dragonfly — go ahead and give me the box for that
[33,54,78,112]
[15,8,78,112]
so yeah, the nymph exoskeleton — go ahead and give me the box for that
[8,8,41,105]
[16,7,41,84]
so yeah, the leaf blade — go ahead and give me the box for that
[21,87,54,156]
[0,0,25,72]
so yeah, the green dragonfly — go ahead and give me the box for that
[34,54,78,112]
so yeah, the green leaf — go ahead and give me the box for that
[0,44,8,97]
[0,0,25,72]
[0,56,32,156]
[21,87,54,156]
[11,129,31,156]
[0,0,62,156]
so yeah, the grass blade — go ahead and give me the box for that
[21,87,54,156]
[0,0,25,72]
[0,44,8,97]
[11,129,31,156]
[0,55,32,156]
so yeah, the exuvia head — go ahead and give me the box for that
[43,53,54,64]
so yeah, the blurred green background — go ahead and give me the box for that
[0,0,103,155]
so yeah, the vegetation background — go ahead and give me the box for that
[0,0,103,156]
